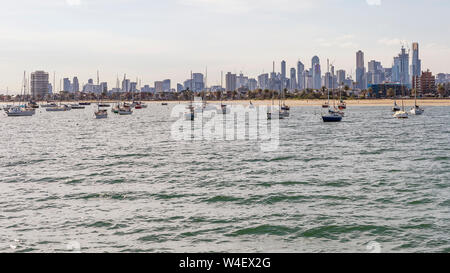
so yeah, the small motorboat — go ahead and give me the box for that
[6,106,35,117]
[322,103,330,108]
[70,104,85,109]
[162,102,168,106]
[46,105,72,112]
[281,104,290,111]
[95,109,108,119]
[79,102,91,106]
[118,106,133,115]
[98,104,110,107]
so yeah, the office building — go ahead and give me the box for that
[30,71,49,99]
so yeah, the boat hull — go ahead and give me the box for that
[322,116,342,122]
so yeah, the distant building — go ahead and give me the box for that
[31,71,49,99]
[356,50,365,89]
[100,82,108,93]
[297,61,305,90]
[63,78,71,92]
[192,73,204,92]
[289,68,297,91]
[311,56,321,90]
[122,78,130,92]
[72,77,80,92]
[392,47,410,87]
[411,42,421,80]
[258,73,269,90]
[163,79,171,92]
[155,81,164,93]
[248,78,257,91]
[369,83,407,98]
[337,70,346,86]
[225,72,237,92]
[177,83,184,92]
[413,70,436,95]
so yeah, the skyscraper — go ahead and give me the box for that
[72,77,79,92]
[336,70,346,86]
[281,60,286,88]
[225,72,236,91]
[356,50,366,89]
[192,73,204,92]
[311,56,321,90]
[297,61,305,90]
[162,79,171,92]
[289,68,297,91]
[30,71,49,99]
[63,78,71,92]
[258,73,269,90]
[411,42,421,80]
[392,47,410,87]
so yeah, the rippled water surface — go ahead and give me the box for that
[0,104,449,253]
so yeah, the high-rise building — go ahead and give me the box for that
[356,50,366,89]
[411,42,421,80]
[30,71,49,99]
[72,77,79,92]
[122,78,130,92]
[162,79,171,92]
[225,72,237,91]
[413,70,436,95]
[258,73,269,90]
[289,68,297,91]
[192,73,204,92]
[155,81,164,93]
[248,78,257,91]
[177,83,184,92]
[337,70,346,86]
[63,78,71,92]
[297,61,305,90]
[392,47,410,87]
[100,82,108,93]
[368,60,384,85]
[281,60,287,88]
[311,56,321,89]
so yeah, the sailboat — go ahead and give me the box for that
[322,88,342,122]
[184,88,195,121]
[47,76,71,112]
[393,83,408,119]
[6,72,35,117]
[410,89,424,115]
[94,94,108,119]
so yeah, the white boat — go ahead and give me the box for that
[95,109,108,119]
[409,90,424,115]
[41,103,57,108]
[410,105,424,115]
[6,106,35,117]
[118,106,133,115]
[46,105,71,112]
[70,104,85,109]
[392,101,401,112]
[393,110,409,119]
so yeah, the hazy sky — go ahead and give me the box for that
[1,0,449,93]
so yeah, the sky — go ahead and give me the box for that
[0,0,449,93]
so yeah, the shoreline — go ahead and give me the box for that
[2,99,450,107]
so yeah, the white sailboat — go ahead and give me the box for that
[6,72,35,117]
[393,85,408,119]
[410,89,424,115]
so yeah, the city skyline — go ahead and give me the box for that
[1,0,450,93]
